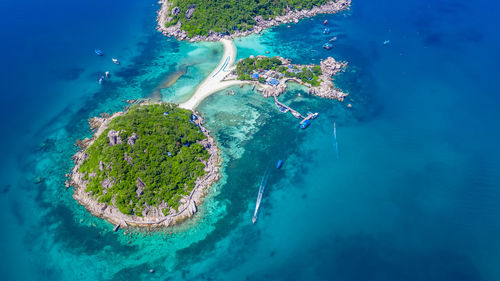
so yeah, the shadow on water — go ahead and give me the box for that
[41,204,137,255]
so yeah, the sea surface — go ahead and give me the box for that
[1,0,500,280]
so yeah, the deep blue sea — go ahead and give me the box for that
[1,0,500,280]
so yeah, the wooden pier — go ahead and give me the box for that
[300,112,318,124]
[273,95,318,125]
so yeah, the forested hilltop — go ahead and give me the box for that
[158,0,350,40]
[73,104,211,218]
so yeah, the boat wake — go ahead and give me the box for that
[252,168,270,224]
[334,121,339,159]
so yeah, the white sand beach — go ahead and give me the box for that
[180,39,247,110]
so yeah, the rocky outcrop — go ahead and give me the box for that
[136,177,146,198]
[307,57,348,101]
[185,5,196,19]
[127,133,139,146]
[171,6,180,16]
[101,178,115,194]
[107,130,122,146]
[124,153,133,165]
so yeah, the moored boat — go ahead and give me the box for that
[323,28,330,34]
[276,160,283,169]
[112,58,120,64]
[323,43,333,50]
[323,20,328,25]
[300,119,311,129]
[95,49,103,56]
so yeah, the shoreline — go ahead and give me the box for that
[179,43,348,110]
[243,56,348,100]
[180,39,249,110]
[157,0,351,42]
[67,101,221,228]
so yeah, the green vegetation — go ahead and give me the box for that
[78,104,209,216]
[236,57,282,80]
[236,56,323,87]
[165,0,331,37]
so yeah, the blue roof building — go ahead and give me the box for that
[251,73,260,79]
[268,78,280,86]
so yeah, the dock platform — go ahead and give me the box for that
[273,95,318,128]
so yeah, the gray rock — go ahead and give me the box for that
[171,6,180,16]
[124,153,133,165]
[185,5,196,19]
[107,130,122,146]
[127,133,139,146]
[102,178,115,193]
[136,178,146,198]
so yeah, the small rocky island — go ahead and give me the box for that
[230,56,348,100]
[67,102,220,228]
[157,0,351,41]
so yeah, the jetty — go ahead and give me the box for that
[273,95,318,128]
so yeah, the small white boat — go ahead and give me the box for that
[112,58,120,64]
[105,71,109,78]
[383,40,390,45]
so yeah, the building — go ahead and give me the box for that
[268,78,280,86]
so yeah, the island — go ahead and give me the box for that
[67,102,220,228]
[157,0,351,41]
[231,55,348,100]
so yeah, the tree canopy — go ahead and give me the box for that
[166,0,331,37]
[78,104,209,216]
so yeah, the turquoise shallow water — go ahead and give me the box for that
[1,0,500,280]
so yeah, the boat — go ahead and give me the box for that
[300,119,311,129]
[252,171,268,224]
[323,28,330,34]
[98,76,104,85]
[113,223,121,232]
[383,40,391,45]
[323,43,333,50]
[329,36,338,42]
[112,58,120,64]
[94,49,103,56]
[323,20,328,25]
[105,71,109,78]
[276,160,283,169]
